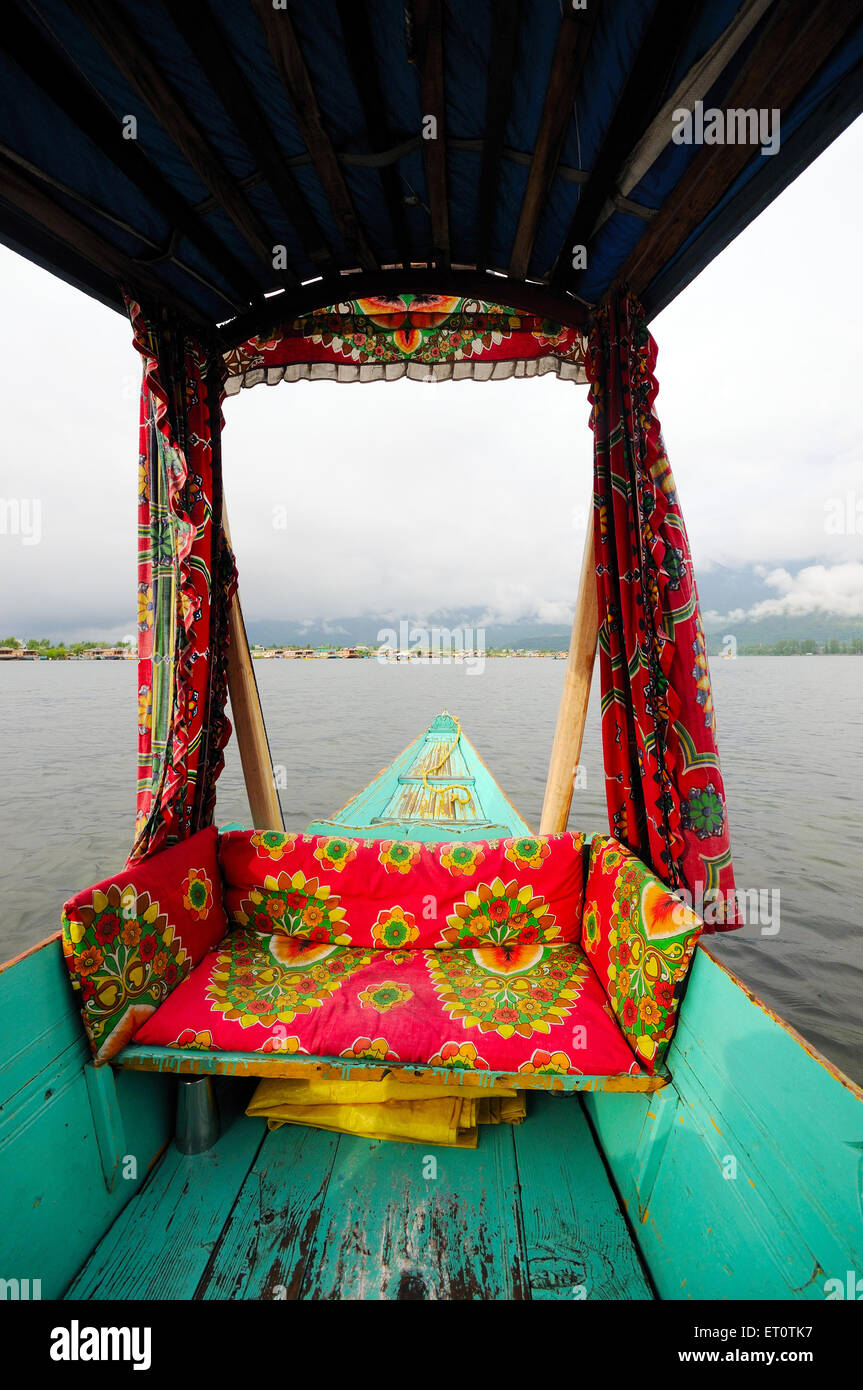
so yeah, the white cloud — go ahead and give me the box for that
[750,562,863,619]
[703,562,863,624]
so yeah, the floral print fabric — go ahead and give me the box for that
[63,827,702,1079]
[222,295,587,392]
[134,936,642,1078]
[218,831,586,951]
[586,291,737,929]
[128,299,237,862]
[583,834,703,1074]
[61,827,228,1063]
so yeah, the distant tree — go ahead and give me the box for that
[0,636,21,648]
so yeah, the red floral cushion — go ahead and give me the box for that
[61,827,228,1064]
[581,836,703,1073]
[134,933,642,1078]
[218,831,585,951]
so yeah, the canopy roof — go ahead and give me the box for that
[1,0,861,348]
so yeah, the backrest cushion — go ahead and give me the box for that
[61,826,228,1064]
[581,835,703,1074]
[218,830,585,950]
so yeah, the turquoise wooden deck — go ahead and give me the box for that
[66,1088,652,1301]
[2,711,862,1300]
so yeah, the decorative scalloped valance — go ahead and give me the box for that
[222,293,587,394]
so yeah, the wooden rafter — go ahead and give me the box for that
[594,0,775,234]
[476,0,521,270]
[218,267,589,351]
[249,0,377,272]
[0,151,209,326]
[66,0,294,283]
[6,3,258,311]
[508,3,599,281]
[169,0,333,272]
[335,0,412,265]
[550,0,689,292]
[622,0,863,301]
[413,0,449,267]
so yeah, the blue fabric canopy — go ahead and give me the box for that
[0,0,860,334]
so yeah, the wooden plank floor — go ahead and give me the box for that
[67,1092,653,1301]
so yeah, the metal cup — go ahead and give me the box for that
[175,1076,220,1154]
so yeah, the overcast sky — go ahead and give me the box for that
[1,116,861,643]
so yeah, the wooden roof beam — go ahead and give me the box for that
[66,0,296,284]
[594,0,775,234]
[0,151,210,327]
[550,0,690,293]
[508,3,600,281]
[622,0,863,303]
[476,0,521,271]
[169,0,334,272]
[6,3,258,311]
[218,267,588,351]
[413,0,449,268]
[335,0,412,266]
[249,0,377,272]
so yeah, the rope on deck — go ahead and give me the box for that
[421,717,473,816]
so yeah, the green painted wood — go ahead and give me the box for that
[198,1124,340,1300]
[305,711,532,845]
[514,1095,653,1300]
[0,937,83,1104]
[114,1043,662,1091]
[0,940,174,1298]
[84,1063,126,1193]
[67,1102,266,1299]
[300,1124,528,1300]
[585,947,863,1300]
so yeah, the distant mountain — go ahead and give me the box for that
[246,561,863,654]
[246,613,575,651]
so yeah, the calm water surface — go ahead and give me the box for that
[0,657,860,1081]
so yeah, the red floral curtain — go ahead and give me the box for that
[586,291,737,930]
[127,299,237,862]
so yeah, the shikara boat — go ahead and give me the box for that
[1,1,862,1308]
[3,711,862,1300]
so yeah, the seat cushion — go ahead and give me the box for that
[583,835,704,1074]
[218,830,585,950]
[61,826,229,1064]
[133,931,643,1078]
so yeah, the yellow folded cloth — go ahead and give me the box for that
[245,1077,527,1147]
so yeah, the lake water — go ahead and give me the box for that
[0,656,860,1082]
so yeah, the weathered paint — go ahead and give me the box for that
[515,1095,653,1300]
[0,936,174,1298]
[63,1092,652,1300]
[584,944,863,1299]
[115,1044,668,1092]
[84,1063,126,1192]
[67,1085,266,1300]
[200,1124,341,1300]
